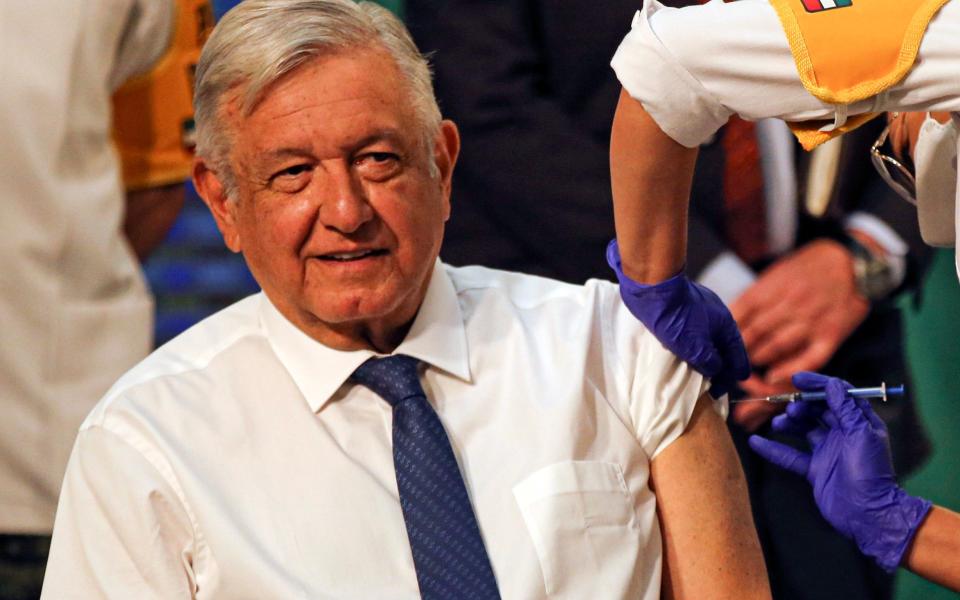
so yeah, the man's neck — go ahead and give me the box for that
[314,318,415,354]
[264,293,425,354]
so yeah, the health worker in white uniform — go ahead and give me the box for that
[0,0,207,592]
[600,0,960,591]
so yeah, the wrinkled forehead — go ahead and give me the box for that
[239,49,417,122]
[222,49,424,157]
[239,42,376,110]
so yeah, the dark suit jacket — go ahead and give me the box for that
[408,0,659,282]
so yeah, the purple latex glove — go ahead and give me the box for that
[606,239,750,398]
[749,372,933,572]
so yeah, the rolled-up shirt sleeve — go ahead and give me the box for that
[601,284,725,460]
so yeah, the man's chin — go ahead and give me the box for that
[302,292,408,330]
[274,271,430,347]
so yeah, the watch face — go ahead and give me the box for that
[854,251,895,300]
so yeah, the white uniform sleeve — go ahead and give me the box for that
[602,286,725,460]
[110,0,176,89]
[611,0,960,147]
[41,426,197,600]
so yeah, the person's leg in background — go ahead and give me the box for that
[0,537,49,600]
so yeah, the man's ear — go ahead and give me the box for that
[193,157,242,253]
[433,120,460,220]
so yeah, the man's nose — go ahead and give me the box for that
[318,163,374,234]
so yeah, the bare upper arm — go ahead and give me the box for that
[650,394,771,600]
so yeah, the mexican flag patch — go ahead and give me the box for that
[801,0,852,12]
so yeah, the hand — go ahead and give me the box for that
[607,240,750,397]
[731,240,869,386]
[748,372,933,572]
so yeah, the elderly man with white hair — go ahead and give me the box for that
[40,1,769,598]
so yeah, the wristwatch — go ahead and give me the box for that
[843,235,897,301]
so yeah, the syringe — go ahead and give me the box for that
[732,383,905,404]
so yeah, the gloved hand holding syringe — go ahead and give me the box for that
[745,371,960,592]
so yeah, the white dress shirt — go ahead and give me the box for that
[0,0,174,534]
[42,261,717,599]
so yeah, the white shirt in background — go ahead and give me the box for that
[0,0,174,534]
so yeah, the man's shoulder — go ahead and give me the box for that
[83,293,268,426]
[440,263,648,354]
[443,263,619,309]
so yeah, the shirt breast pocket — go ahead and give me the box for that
[512,461,641,598]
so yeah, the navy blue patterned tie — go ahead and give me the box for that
[351,355,500,599]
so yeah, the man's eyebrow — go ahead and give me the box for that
[255,129,408,163]
[257,147,314,162]
[348,129,405,150]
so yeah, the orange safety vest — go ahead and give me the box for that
[111,0,214,190]
[767,0,951,149]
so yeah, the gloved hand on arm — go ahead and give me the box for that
[606,239,750,398]
[748,372,932,573]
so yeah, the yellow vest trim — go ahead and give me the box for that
[768,0,950,105]
[789,113,878,151]
[112,0,214,190]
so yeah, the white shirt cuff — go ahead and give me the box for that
[695,252,757,306]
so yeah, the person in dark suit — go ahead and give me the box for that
[406,2,931,599]
[407,0,653,283]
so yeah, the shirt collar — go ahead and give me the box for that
[259,260,471,413]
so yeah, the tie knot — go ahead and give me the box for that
[351,354,424,406]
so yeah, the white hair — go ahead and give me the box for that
[193,0,442,197]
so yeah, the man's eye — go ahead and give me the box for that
[355,152,401,180]
[269,164,312,192]
[276,164,311,178]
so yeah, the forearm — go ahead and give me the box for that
[610,90,698,283]
[903,504,960,591]
[124,182,185,261]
